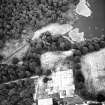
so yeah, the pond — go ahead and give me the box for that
[74,0,105,39]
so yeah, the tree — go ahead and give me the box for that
[57,17,66,24]
[58,0,63,7]
[75,70,84,83]
[81,46,89,55]
[93,43,100,51]
[100,35,105,41]
[97,92,105,102]
[12,57,19,64]
[51,13,57,22]
[74,49,82,56]
[87,44,95,52]
[0,54,3,61]
[74,56,81,63]
[35,67,42,76]
[75,81,84,90]
[74,63,81,70]
[99,41,105,48]
[43,77,49,83]
[80,89,91,100]
[61,5,69,12]
[53,1,58,8]
[44,69,52,76]
[29,62,37,73]
[25,71,31,77]
[0,40,4,49]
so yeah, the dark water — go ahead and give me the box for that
[74,0,105,39]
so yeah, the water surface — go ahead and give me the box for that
[74,0,105,39]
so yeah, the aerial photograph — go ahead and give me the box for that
[0,0,105,105]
